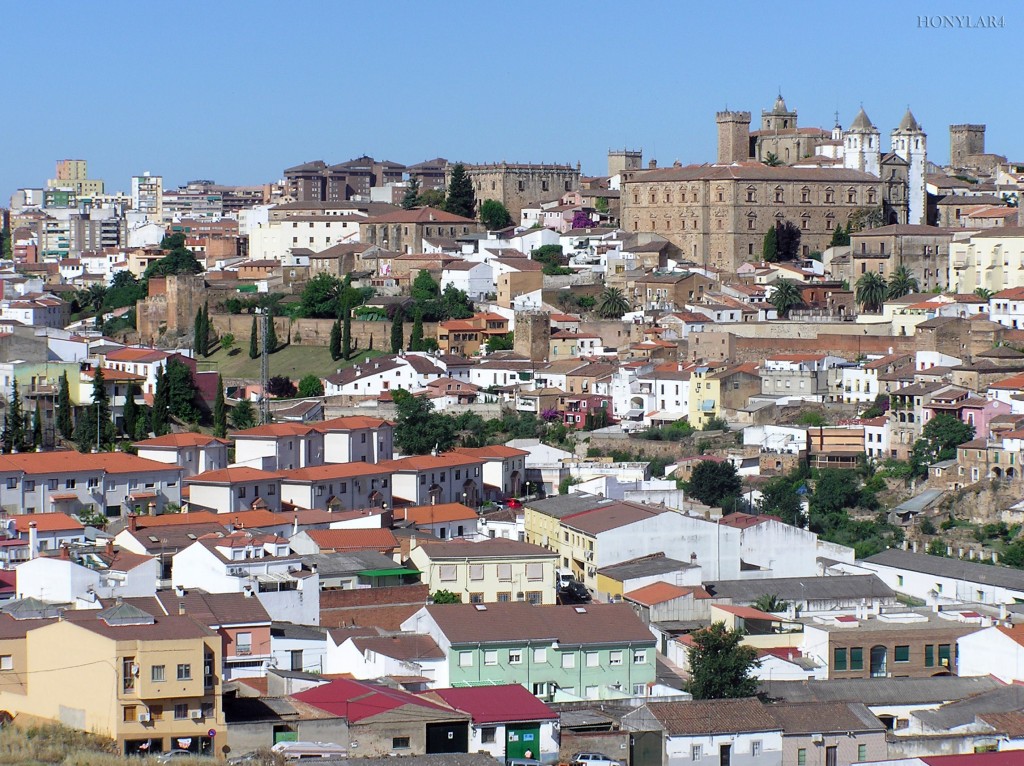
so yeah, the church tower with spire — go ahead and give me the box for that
[891,108,927,225]
[843,107,881,178]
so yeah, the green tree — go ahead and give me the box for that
[409,312,424,352]
[775,221,802,261]
[31,404,41,448]
[412,270,441,304]
[762,226,778,262]
[104,271,144,312]
[213,375,227,438]
[299,273,343,318]
[194,307,205,357]
[220,333,234,353]
[762,152,783,167]
[298,375,325,398]
[974,287,994,300]
[927,538,949,557]
[0,226,11,259]
[913,413,975,464]
[684,460,742,508]
[143,237,204,280]
[393,389,456,455]
[687,622,759,700]
[249,315,259,359]
[418,188,445,208]
[439,284,474,320]
[443,163,476,219]
[757,472,806,527]
[847,206,885,233]
[769,279,802,318]
[329,319,342,361]
[829,222,851,247]
[230,399,257,430]
[165,358,200,423]
[485,332,514,353]
[390,313,404,354]
[57,372,73,439]
[596,287,631,319]
[531,244,571,276]
[430,590,462,604]
[401,177,420,209]
[341,308,352,360]
[122,383,140,438]
[887,266,919,299]
[83,284,108,314]
[151,366,169,436]
[75,368,113,451]
[264,314,278,354]
[1,380,25,453]
[479,199,513,230]
[856,272,887,313]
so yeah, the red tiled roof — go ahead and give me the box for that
[713,604,779,620]
[395,503,478,524]
[134,433,229,448]
[293,678,457,723]
[625,582,710,605]
[0,452,181,476]
[188,467,283,484]
[13,513,84,533]
[423,684,557,724]
[306,528,398,552]
[103,347,170,363]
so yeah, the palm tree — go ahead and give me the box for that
[762,152,783,167]
[856,272,888,313]
[975,287,994,300]
[753,593,791,613]
[595,287,631,319]
[84,283,107,314]
[769,279,802,318]
[886,266,919,299]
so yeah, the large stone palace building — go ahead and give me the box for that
[453,162,581,219]
[620,163,883,273]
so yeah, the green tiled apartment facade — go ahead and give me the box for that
[447,642,656,699]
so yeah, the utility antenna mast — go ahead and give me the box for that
[260,311,271,424]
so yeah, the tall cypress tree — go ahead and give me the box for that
[31,405,41,448]
[763,226,779,262]
[123,383,140,437]
[342,308,352,360]
[329,319,341,361]
[2,380,24,453]
[390,312,404,354]
[265,314,278,354]
[152,366,169,436]
[213,374,227,438]
[194,307,204,357]
[201,301,211,357]
[57,372,73,439]
[410,312,424,352]
[249,315,259,359]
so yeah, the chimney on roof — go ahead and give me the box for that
[293,514,299,536]
[175,585,186,597]
[648,159,657,169]
[59,543,70,561]
[178,601,186,616]
[127,513,138,532]
[105,538,114,557]
[28,522,38,560]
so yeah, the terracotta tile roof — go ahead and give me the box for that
[767,701,884,734]
[132,511,222,529]
[719,512,781,529]
[713,604,780,620]
[294,678,459,723]
[125,591,272,626]
[363,207,476,225]
[13,513,83,533]
[384,454,485,472]
[103,347,170,363]
[280,463,391,482]
[395,502,478,524]
[306,528,398,552]
[0,451,181,476]
[133,433,230,448]
[452,446,528,460]
[624,582,710,605]
[351,633,444,661]
[188,467,283,484]
[562,501,669,535]
[233,423,318,438]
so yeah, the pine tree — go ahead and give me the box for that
[342,308,352,360]
[390,313,404,354]
[57,372,73,439]
[213,374,227,438]
[329,319,341,361]
[249,315,259,359]
[2,380,24,453]
[265,314,278,354]
[401,177,420,209]
[410,312,424,352]
[443,163,476,219]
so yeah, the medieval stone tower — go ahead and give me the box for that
[716,111,751,164]
[608,149,642,177]
[891,109,927,225]
[950,124,986,168]
[843,107,881,178]
[513,311,551,363]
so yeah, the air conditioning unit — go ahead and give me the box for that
[190,710,204,720]
[138,712,151,723]
[811,734,824,744]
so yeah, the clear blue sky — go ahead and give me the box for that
[2,1,1020,200]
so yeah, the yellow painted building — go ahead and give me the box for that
[0,605,224,757]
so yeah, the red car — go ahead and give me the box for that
[505,498,523,509]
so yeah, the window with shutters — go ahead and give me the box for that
[497,564,512,581]
[439,565,457,582]
[469,565,484,581]
[526,563,543,581]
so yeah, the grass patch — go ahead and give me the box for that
[195,345,384,381]
[896,593,926,607]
